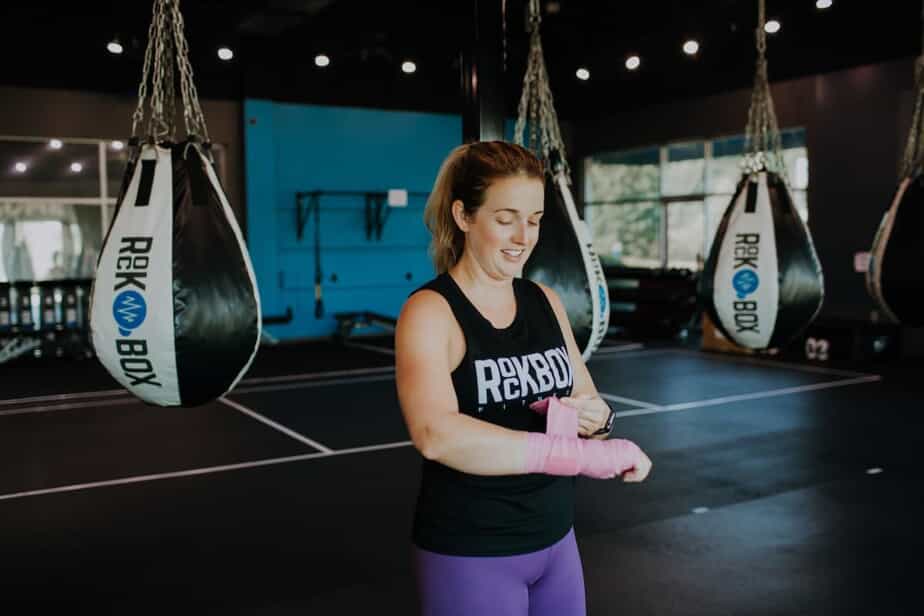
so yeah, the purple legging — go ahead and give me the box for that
[414,528,586,616]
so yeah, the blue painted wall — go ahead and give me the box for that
[244,99,462,340]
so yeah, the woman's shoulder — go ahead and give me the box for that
[396,282,460,358]
[399,278,454,328]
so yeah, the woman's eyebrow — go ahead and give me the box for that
[493,208,545,215]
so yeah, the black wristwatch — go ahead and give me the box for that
[592,404,616,436]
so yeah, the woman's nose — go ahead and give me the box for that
[512,221,528,244]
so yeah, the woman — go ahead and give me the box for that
[395,141,651,616]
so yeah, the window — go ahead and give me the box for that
[584,128,808,270]
[0,136,225,282]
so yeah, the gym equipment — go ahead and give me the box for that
[333,311,397,342]
[699,0,823,351]
[90,0,260,406]
[514,0,610,361]
[605,266,699,339]
[867,3,924,326]
[294,189,428,319]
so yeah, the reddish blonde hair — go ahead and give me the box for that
[423,141,544,273]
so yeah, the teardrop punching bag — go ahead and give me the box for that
[701,0,823,351]
[866,45,924,326]
[514,0,609,360]
[524,153,610,360]
[89,0,260,407]
[90,142,261,406]
[867,173,924,326]
[699,171,824,350]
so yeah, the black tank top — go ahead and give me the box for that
[409,272,575,556]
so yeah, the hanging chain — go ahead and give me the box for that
[900,0,924,178]
[514,0,570,179]
[130,0,209,144]
[169,0,209,142]
[743,0,786,177]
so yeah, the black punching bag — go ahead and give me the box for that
[524,153,610,360]
[90,141,261,406]
[699,170,824,350]
[867,172,924,326]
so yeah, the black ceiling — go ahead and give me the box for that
[0,1,920,121]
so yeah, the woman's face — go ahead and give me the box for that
[455,175,545,281]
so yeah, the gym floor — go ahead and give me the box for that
[1,337,921,615]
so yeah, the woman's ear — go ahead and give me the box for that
[451,200,471,232]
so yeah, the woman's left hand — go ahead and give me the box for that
[560,394,611,437]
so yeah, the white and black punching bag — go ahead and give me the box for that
[90,140,261,406]
[524,152,610,360]
[699,170,823,350]
[867,172,924,326]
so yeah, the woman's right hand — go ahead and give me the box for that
[580,438,652,482]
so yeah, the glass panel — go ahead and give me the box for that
[0,201,103,281]
[106,142,132,198]
[0,139,100,198]
[705,195,733,257]
[667,200,704,270]
[662,142,705,196]
[587,202,662,268]
[780,127,806,150]
[712,135,746,158]
[706,155,745,195]
[0,222,6,281]
[783,147,809,190]
[585,147,660,203]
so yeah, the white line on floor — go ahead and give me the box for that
[0,366,397,408]
[219,397,334,453]
[0,397,135,418]
[598,392,660,409]
[0,388,126,407]
[0,441,415,503]
[0,375,884,503]
[240,365,394,385]
[588,348,671,362]
[610,375,882,419]
[592,343,645,354]
[232,373,396,395]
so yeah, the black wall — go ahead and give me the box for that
[573,56,915,324]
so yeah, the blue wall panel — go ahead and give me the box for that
[244,99,461,339]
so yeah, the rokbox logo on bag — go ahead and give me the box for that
[731,233,761,334]
[110,236,162,388]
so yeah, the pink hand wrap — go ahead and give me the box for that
[529,397,578,437]
[525,433,643,479]
[525,396,643,479]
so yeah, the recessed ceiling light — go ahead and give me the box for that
[576,67,590,81]
[110,140,125,151]
[625,55,641,71]
[816,0,833,9]
[683,39,700,56]
[217,47,233,61]
[70,162,83,173]
[764,20,781,34]
[315,54,330,67]
[13,162,27,173]
[49,139,63,150]
[401,60,417,74]
[107,40,123,55]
